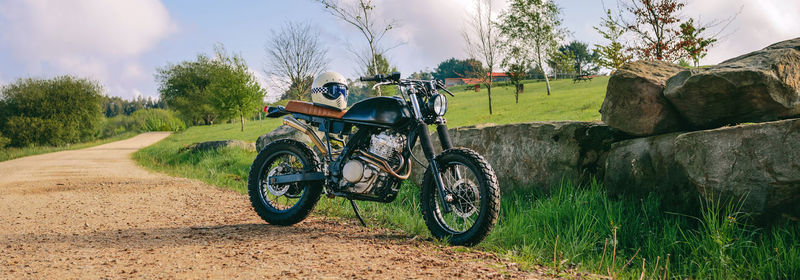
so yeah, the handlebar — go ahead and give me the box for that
[359,72,401,83]
[360,72,454,97]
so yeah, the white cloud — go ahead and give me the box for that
[0,0,176,98]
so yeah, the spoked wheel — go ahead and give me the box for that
[248,139,322,226]
[421,148,500,246]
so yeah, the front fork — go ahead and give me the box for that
[417,122,455,212]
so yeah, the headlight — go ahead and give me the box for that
[427,94,448,116]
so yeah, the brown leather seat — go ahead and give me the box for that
[284,100,346,119]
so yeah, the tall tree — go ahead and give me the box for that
[463,0,501,114]
[156,54,218,125]
[620,0,686,61]
[498,0,564,96]
[265,21,329,101]
[208,45,266,132]
[593,9,632,71]
[679,18,717,68]
[318,0,398,96]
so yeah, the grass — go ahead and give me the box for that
[133,77,799,279]
[0,132,137,162]
[443,76,607,127]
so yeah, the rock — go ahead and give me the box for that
[603,133,698,211]
[600,60,686,136]
[182,140,255,152]
[410,122,625,191]
[664,37,800,129]
[674,118,800,221]
[256,125,319,152]
[764,37,800,51]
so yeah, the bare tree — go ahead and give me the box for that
[264,21,329,101]
[318,0,398,96]
[462,0,501,114]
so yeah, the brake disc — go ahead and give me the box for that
[450,179,479,218]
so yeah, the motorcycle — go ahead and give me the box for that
[249,72,500,246]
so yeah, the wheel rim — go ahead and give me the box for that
[258,151,307,212]
[432,162,483,234]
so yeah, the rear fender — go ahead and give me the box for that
[265,106,289,118]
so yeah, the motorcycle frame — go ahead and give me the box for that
[275,84,455,210]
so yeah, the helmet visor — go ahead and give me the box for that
[323,84,348,100]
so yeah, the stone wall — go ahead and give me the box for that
[410,122,624,190]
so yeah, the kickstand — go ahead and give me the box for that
[348,199,367,227]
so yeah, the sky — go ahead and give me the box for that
[0,0,797,101]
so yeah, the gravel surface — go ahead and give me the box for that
[0,132,550,279]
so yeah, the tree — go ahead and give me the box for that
[318,0,399,96]
[504,58,527,104]
[560,41,599,75]
[679,18,717,68]
[0,76,104,147]
[265,21,329,101]
[432,58,483,80]
[463,0,501,114]
[593,9,632,71]
[208,45,266,132]
[408,70,433,80]
[156,54,218,125]
[499,37,531,103]
[547,49,574,79]
[619,0,686,61]
[498,0,564,96]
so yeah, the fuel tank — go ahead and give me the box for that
[342,96,412,127]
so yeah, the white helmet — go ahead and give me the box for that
[310,72,348,110]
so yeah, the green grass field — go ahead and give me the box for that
[134,77,799,279]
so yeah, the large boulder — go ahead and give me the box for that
[603,133,698,211]
[664,37,800,129]
[600,60,686,136]
[674,118,800,221]
[410,122,624,191]
[256,125,319,152]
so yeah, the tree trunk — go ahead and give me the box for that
[487,84,493,115]
[240,114,244,132]
[515,83,522,104]
[541,61,552,96]
[370,46,382,97]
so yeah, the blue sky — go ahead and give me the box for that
[0,0,796,101]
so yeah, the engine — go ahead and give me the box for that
[340,131,405,200]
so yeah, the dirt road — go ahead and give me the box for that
[0,133,546,279]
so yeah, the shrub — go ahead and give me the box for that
[131,109,186,132]
[101,109,186,137]
[0,76,104,147]
[0,132,10,148]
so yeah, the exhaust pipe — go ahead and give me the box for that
[283,116,328,155]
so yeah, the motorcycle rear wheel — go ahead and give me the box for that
[248,139,323,226]
[420,148,500,246]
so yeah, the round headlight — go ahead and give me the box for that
[431,94,447,116]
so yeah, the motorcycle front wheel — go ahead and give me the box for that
[248,139,323,226]
[420,148,500,246]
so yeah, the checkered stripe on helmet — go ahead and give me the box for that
[311,87,328,95]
